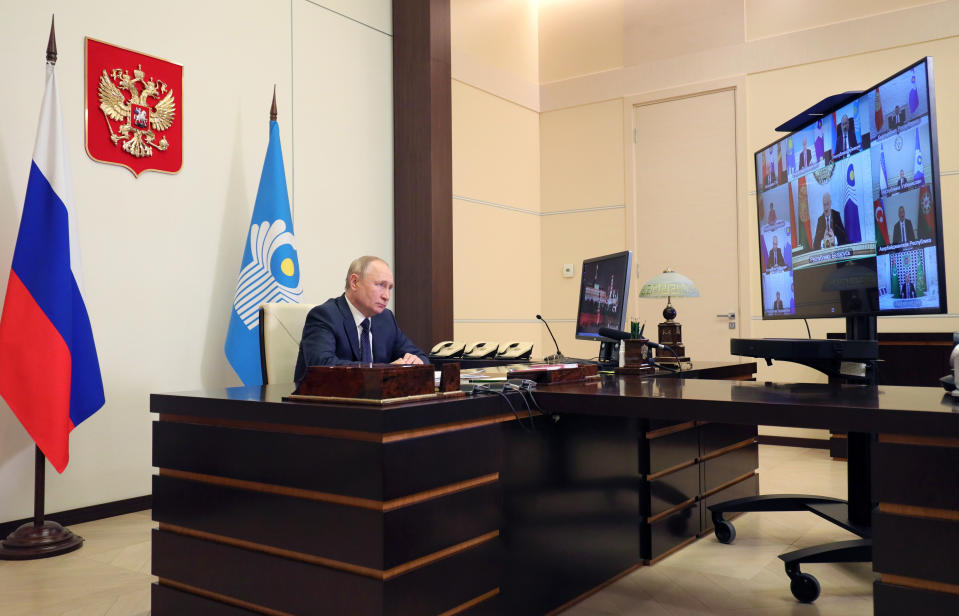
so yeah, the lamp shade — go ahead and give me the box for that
[639,269,700,299]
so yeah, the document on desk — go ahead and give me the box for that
[459,366,516,382]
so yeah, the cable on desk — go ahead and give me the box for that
[505,381,536,428]
[474,385,534,432]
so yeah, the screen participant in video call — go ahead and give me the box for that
[766,235,786,268]
[813,192,848,249]
[834,114,858,156]
[900,272,917,299]
[798,137,814,169]
[772,291,784,310]
[892,205,915,244]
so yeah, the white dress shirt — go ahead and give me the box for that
[344,296,372,360]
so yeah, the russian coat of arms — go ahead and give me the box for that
[85,38,182,177]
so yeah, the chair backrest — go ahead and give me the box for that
[258,303,316,384]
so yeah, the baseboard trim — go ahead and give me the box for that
[757,435,830,449]
[0,495,151,539]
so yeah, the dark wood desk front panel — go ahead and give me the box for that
[151,392,507,615]
[151,365,959,614]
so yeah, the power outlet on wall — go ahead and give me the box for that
[562,264,575,278]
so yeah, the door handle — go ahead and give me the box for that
[716,313,735,319]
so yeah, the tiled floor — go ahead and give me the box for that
[0,509,153,616]
[0,445,872,615]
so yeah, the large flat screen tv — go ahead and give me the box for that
[755,57,946,320]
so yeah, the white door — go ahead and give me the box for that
[632,89,740,361]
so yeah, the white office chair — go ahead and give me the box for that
[258,302,316,384]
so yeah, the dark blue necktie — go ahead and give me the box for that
[360,318,372,364]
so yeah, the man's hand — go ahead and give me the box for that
[391,353,423,365]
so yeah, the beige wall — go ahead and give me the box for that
[536,1,959,378]
[452,0,539,109]
[535,0,959,434]
[538,0,623,84]
[0,0,392,522]
[450,79,544,353]
[476,0,959,436]
[540,99,628,358]
[451,1,544,355]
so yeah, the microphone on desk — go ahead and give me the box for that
[536,314,564,361]
[598,327,668,349]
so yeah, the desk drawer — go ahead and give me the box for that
[643,500,700,563]
[702,473,759,534]
[701,442,758,493]
[873,439,959,511]
[642,421,698,475]
[700,423,757,457]
[874,512,959,587]
[642,463,698,518]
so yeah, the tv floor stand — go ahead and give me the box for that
[709,315,876,603]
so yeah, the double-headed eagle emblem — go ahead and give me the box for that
[97,64,175,158]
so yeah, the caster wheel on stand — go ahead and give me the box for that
[713,519,736,544]
[789,572,821,603]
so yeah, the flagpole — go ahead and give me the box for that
[0,16,84,560]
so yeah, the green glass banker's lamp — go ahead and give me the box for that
[639,268,699,363]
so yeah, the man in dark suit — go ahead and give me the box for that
[772,291,784,310]
[892,206,915,244]
[812,193,848,249]
[798,137,814,169]
[766,235,786,268]
[900,273,917,299]
[294,256,428,381]
[834,114,858,155]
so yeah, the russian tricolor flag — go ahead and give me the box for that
[0,60,104,473]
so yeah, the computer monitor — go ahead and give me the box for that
[575,250,633,341]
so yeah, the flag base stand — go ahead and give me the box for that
[0,446,84,560]
[0,521,83,560]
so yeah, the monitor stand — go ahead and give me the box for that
[709,315,876,603]
[598,340,619,368]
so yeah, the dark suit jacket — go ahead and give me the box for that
[294,294,428,381]
[772,299,784,310]
[900,282,917,299]
[892,218,915,244]
[798,149,814,168]
[834,125,858,155]
[766,248,786,268]
[813,212,848,249]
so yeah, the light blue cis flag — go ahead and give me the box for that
[224,120,302,385]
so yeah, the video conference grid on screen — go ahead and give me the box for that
[755,58,944,319]
[576,252,631,339]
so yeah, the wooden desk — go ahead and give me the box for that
[536,377,959,615]
[150,368,959,615]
